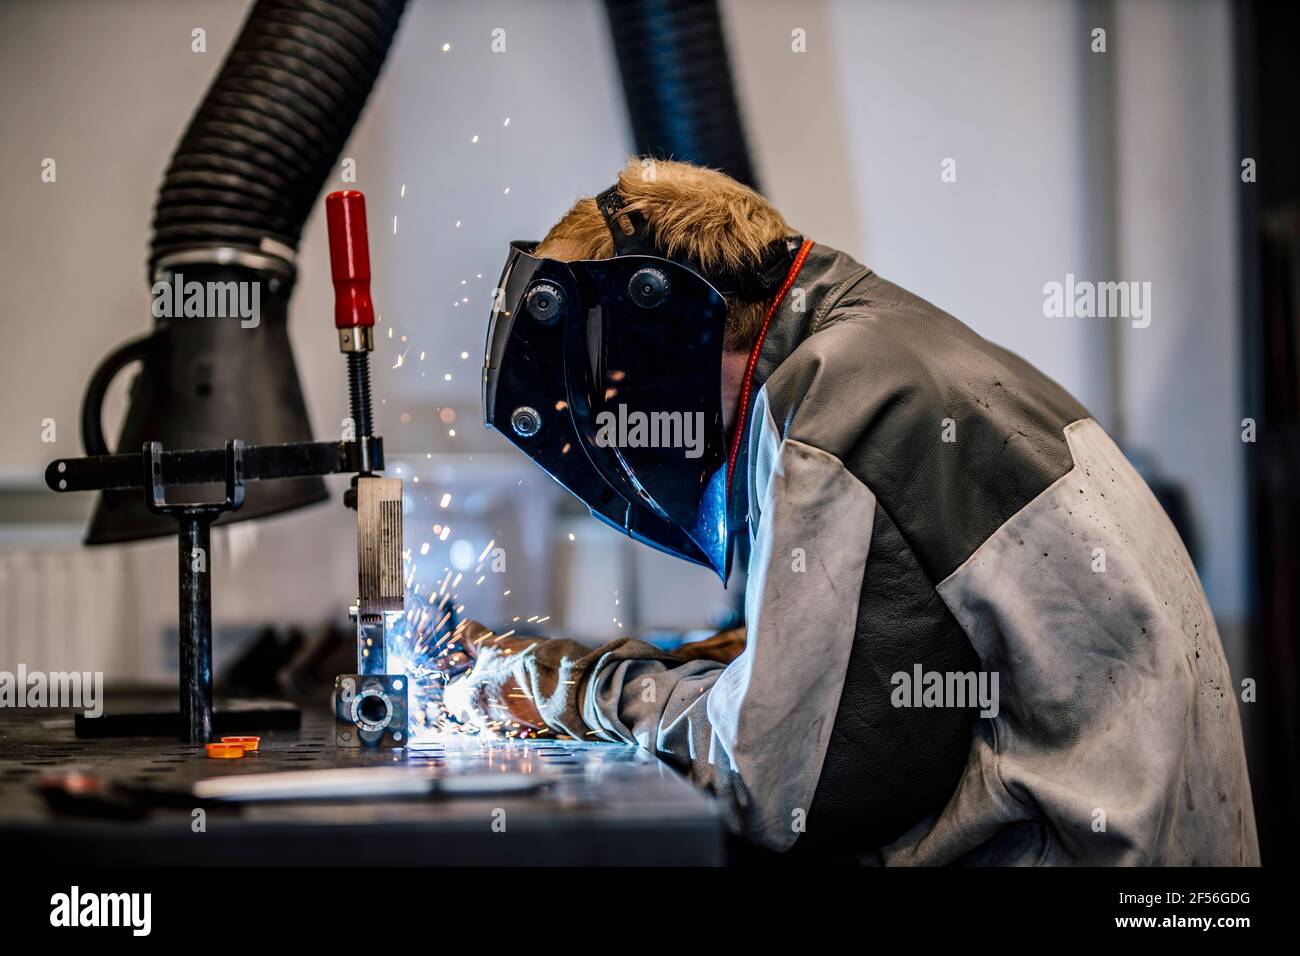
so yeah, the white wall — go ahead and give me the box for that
[1111,0,1244,623]
[736,0,1103,413]
[724,0,1109,642]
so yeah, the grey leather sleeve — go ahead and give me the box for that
[578,396,877,850]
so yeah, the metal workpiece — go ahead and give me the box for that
[334,674,408,748]
[346,473,404,714]
[341,478,405,747]
[356,476,404,616]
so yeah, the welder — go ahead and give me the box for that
[448,158,1259,865]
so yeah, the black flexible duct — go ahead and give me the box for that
[84,0,407,544]
[602,0,760,190]
[150,0,407,271]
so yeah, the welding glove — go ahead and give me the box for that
[442,620,679,739]
[441,622,549,734]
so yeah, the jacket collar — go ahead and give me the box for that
[724,243,873,541]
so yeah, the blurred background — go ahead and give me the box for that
[0,0,1294,854]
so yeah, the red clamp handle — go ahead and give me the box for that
[326,190,374,334]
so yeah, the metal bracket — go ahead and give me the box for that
[46,436,384,494]
[45,434,392,742]
[334,674,408,749]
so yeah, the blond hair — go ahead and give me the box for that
[535,158,795,351]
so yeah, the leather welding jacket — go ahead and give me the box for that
[529,243,1260,865]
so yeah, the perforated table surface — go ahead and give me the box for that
[0,699,723,866]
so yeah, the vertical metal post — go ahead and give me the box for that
[178,513,215,743]
[144,440,242,743]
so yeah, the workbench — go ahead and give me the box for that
[0,695,725,866]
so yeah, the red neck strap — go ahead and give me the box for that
[726,239,814,492]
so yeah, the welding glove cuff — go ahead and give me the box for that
[527,637,679,739]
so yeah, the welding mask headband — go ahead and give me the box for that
[483,242,731,578]
[594,185,799,303]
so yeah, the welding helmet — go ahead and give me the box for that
[483,186,800,580]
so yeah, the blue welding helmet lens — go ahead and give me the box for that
[483,242,730,579]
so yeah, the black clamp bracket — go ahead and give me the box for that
[46,434,385,743]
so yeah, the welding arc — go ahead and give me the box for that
[149,0,408,274]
